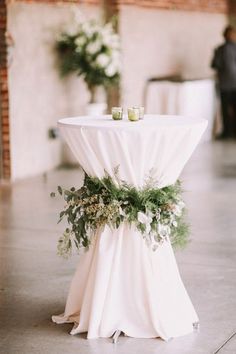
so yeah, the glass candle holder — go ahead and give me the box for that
[128,107,140,121]
[133,106,144,119]
[112,107,123,120]
[139,106,144,119]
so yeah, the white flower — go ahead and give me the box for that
[137,211,148,224]
[156,209,161,221]
[119,207,125,217]
[75,35,86,48]
[101,27,120,49]
[172,204,182,217]
[172,220,178,227]
[79,207,84,217]
[59,18,121,86]
[86,40,102,55]
[138,211,153,234]
[96,53,110,68]
[158,224,171,239]
[178,201,185,210]
[81,22,98,37]
[105,62,118,77]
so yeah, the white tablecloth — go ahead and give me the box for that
[52,115,207,341]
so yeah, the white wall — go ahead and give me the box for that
[119,6,228,107]
[8,2,99,180]
[7,3,228,179]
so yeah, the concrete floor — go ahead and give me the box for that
[0,141,236,354]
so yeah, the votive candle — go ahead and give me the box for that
[128,107,140,121]
[133,106,144,119]
[112,107,123,120]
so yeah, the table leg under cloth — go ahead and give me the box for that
[52,224,199,341]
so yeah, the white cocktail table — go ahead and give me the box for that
[52,114,207,341]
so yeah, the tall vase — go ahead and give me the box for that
[86,85,107,116]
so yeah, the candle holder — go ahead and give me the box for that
[133,106,144,120]
[112,107,123,120]
[139,106,144,119]
[128,107,140,121]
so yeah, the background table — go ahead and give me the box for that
[145,78,215,141]
[52,115,207,341]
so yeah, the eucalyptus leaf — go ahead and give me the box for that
[57,186,63,195]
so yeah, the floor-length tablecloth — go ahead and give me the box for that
[52,115,207,341]
[145,80,214,141]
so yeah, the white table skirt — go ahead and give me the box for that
[52,115,207,340]
[145,80,215,141]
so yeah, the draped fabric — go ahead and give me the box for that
[145,81,214,141]
[52,115,207,340]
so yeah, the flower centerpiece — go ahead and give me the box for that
[56,19,121,104]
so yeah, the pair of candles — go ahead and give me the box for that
[112,107,144,121]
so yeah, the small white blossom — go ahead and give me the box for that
[105,62,118,77]
[57,18,121,85]
[172,205,182,217]
[86,40,102,55]
[81,22,98,37]
[156,209,161,221]
[172,220,178,227]
[178,201,185,210]
[138,211,153,234]
[158,224,171,239]
[96,53,110,68]
[137,211,151,224]
[75,35,86,48]
[119,207,126,217]
[101,24,120,49]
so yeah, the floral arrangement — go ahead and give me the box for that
[51,171,189,258]
[56,19,121,102]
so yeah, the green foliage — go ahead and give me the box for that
[52,174,188,257]
[52,172,189,258]
[55,20,120,91]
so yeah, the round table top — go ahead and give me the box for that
[58,114,207,131]
[58,114,207,188]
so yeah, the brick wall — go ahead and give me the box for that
[6,0,100,4]
[5,0,230,13]
[229,0,236,14]
[0,0,11,180]
[116,0,228,13]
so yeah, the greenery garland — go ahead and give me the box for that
[51,172,189,258]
